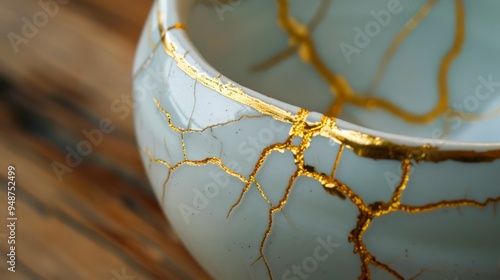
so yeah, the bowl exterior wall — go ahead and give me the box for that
[133,2,500,279]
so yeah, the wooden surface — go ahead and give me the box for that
[0,1,211,279]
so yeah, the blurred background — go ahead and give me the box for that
[0,0,210,279]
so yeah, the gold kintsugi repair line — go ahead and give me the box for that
[156,7,295,124]
[155,4,500,163]
[146,145,277,210]
[258,0,498,132]
[153,98,266,133]
[250,0,331,72]
[219,109,498,279]
[145,147,172,169]
[147,94,500,280]
[227,140,294,218]
[249,110,328,277]
[309,143,499,279]
[254,180,274,207]
[331,143,344,177]
[145,4,500,280]
[274,0,466,124]
[397,196,500,213]
[368,0,439,91]
[153,97,275,206]
[432,0,465,122]
[226,110,343,278]
[145,146,249,197]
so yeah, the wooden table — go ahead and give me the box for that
[0,1,211,279]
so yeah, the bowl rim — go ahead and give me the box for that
[153,0,500,160]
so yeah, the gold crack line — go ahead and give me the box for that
[154,98,292,218]
[156,8,295,124]
[254,180,274,207]
[347,157,500,279]
[351,0,465,123]
[369,257,404,280]
[330,0,455,124]
[331,143,345,177]
[169,158,249,184]
[434,0,466,120]
[250,0,331,72]
[146,105,496,280]
[350,159,413,279]
[154,6,500,162]
[154,98,267,134]
[320,120,500,163]
[226,140,292,218]
[162,157,250,205]
[254,169,302,280]
[384,159,412,213]
[181,133,188,160]
[147,7,500,278]
[250,115,332,279]
[397,197,500,213]
[304,171,370,213]
[227,109,311,217]
[275,0,463,124]
[368,0,439,91]
[276,0,352,98]
[205,111,332,278]
[145,148,172,168]
[146,146,252,204]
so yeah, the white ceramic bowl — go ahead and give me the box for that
[133,1,500,279]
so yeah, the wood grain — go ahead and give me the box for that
[0,0,211,279]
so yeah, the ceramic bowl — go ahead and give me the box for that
[132,0,500,279]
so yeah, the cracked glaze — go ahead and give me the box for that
[133,1,500,279]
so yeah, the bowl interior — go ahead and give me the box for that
[181,0,500,143]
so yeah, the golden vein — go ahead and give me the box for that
[137,3,500,280]
[368,0,439,91]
